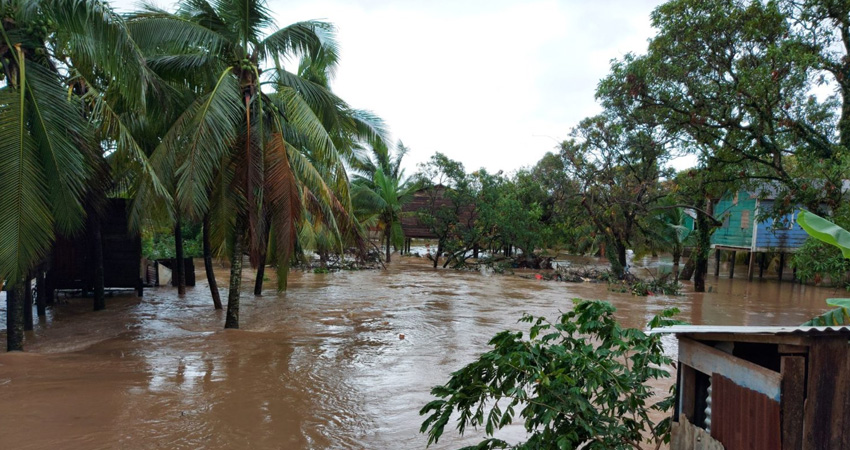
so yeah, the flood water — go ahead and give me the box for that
[0,256,839,449]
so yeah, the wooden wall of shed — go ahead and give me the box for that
[803,337,850,450]
[50,199,141,291]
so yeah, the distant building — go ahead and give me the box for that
[710,187,815,280]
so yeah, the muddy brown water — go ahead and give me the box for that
[0,256,838,449]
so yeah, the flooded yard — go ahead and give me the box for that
[0,256,837,449]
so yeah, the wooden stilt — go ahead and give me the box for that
[23,276,33,331]
[747,251,756,281]
[715,249,721,276]
[759,253,766,279]
[729,251,737,278]
[778,252,785,282]
[36,267,46,317]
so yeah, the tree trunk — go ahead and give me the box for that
[385,231,391,263]
[694,199,714,293]
[6,285,24,351]
[433,242,442,268]
[92,216,106,311]
[679,257,696,281]
[225,219,245,329]
[254,252,266,296]
[23,276,33,331]
[254,224,270,296]
[672,245,682,281]
[607,240,627,277]
[174,217,186,296]
[203,216,223,310]
[36,267,46,317]
[473,244,479,259]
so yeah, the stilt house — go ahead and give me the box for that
[711,189,809,279]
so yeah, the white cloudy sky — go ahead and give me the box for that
[114,0,678,174]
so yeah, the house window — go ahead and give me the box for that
[741,210,750,229]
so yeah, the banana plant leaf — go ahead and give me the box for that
[797,210,850,258]
[801,299,850,326]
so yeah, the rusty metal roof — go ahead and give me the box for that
[648,325,850,336]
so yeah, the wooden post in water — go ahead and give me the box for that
[747,251,756,281]
[715,249,721,276]
[778,252,785,282]
[729,251,736,279]
[36,266,46,317]
[23,276,33,331]
[759,253,766,279]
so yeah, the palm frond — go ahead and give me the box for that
[0,85,54,283]
[259,20,338,66]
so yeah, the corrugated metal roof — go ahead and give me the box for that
[648,325,850,336]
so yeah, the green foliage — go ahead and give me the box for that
[795,212,850,325]
[791,237,850,286]
[797,211,850,259]
[420,300,680,449]
[141,224,202,260]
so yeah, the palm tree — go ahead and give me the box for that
[1,0,159,350]
[352,141,416,263]
[651,207,693,280]
[128,0,368,328]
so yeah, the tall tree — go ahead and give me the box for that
[560,112,673,276]
[129,0,362,328]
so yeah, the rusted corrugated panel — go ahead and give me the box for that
[711,373,781,450]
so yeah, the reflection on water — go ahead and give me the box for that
[0,256,836,449]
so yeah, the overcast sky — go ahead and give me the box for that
[115,0,681,174]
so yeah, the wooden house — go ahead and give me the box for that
[656,325,850,450]
[48,198,143,297]
[711,190,810,280]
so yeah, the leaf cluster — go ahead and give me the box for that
[420,300,680,450]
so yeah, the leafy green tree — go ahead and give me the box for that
[420,300,679,450]
[560,112,672,276]
[129,0,358,328]
[416,153,477,268]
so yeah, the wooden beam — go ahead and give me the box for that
[781,356,806,450]
[679,364,697,420]
[678,337,782,401]
[679,332,811,347]
[730,251,737,278]
[748,251,756,281]
[715,249,721,276]
[778,344,809,354]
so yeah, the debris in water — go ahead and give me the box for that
[399,334,405,340]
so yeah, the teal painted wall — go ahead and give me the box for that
[711,191,757,249]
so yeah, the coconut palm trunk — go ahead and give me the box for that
[174,217,186,296]
[5,285,24,351]
[225,218,246,329]
[203,216,223,309]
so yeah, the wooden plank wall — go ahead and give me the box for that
[711,373,781,450]
[672,417,724,450]
[803,337,850,450]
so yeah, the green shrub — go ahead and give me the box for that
[420,300,680,449]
